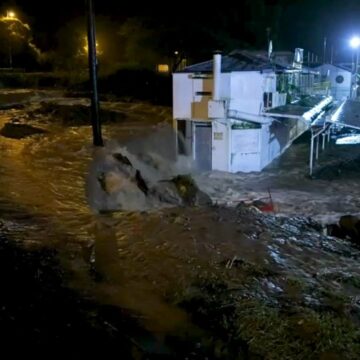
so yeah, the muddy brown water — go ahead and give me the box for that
[0,96,231,355]
[1,92,360,358]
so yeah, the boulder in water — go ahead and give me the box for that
[0,123,47,139]
[339,215,360,244]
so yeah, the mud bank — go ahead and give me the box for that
[1,204,360,359]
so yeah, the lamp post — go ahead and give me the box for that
[350,36,360,99]
[86,0,103,147]
[6,11,16,69]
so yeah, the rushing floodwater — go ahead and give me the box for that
[1,91,360,356]
[0,94,212,349]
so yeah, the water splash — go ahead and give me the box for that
[86,125,196,212]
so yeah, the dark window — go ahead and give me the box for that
[195,91,212,96]
[336,75,344,84]
[177,120,187,155]
[263,92,273,108]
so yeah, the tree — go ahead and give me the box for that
[0,15,40,68]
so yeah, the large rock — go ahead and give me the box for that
[339,215,360,244]
[151,175,212,207]
[327,215,360,245]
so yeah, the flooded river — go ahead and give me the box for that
[1,90,360,359]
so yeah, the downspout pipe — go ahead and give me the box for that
[213,51,222,101]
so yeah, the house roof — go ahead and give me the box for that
[307,63,352,73]
[178,50,291,73]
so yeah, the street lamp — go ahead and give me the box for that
[350,36,360,99]
[350,36,360,49]
[6,11,16,19]
[83,35,101,56]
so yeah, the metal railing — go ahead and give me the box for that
[309,123,332,176]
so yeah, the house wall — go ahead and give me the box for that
[173,69,310,174]
[173,71,279,121]
[229,72,266,115]
[173,73,231,121]
[173,73,193,120]
[212,121,230,172]
[230,128,262,172]
[315,64,351,100]
[176,115,310,173]
[260,117,309,170]
[227,116,308,174]
[260,124,271,168]
[192,78,213,118]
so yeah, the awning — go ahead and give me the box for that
[265,96,333,122]
[227,109,272,124]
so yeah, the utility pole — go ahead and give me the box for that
[356,49,359,99]
[266,27,271,48]
[323,37,327,64]
[8,38,12,69]
[86,0,103,147]
[330,45,334,64]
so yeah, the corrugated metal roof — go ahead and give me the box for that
[266,96,333,120]
[267,105,311,116]
[179,50,289,73]
[330,100,360,130]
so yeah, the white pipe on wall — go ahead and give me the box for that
[213,52,222,101]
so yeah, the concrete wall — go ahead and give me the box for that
[229,72,276,115]
[230,129,262,172]
[173,71,279,120]
[173,70,311,173]
[315,64,351,100]
[260,124,271,169]
[261,117,309,170]
[173,73,193,119]
[212,121,230,172]
[192,78,213,118]
[176,116,310,173]
[230,72,263,115]
[173,73,231,121]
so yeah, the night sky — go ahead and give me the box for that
[3,0,360,62]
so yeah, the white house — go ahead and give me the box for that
[173,50,332,173]
[313,63,352,100]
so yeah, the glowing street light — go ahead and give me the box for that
[6,11,16,19]
[83,36,101,56]
[350,36,360,49]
